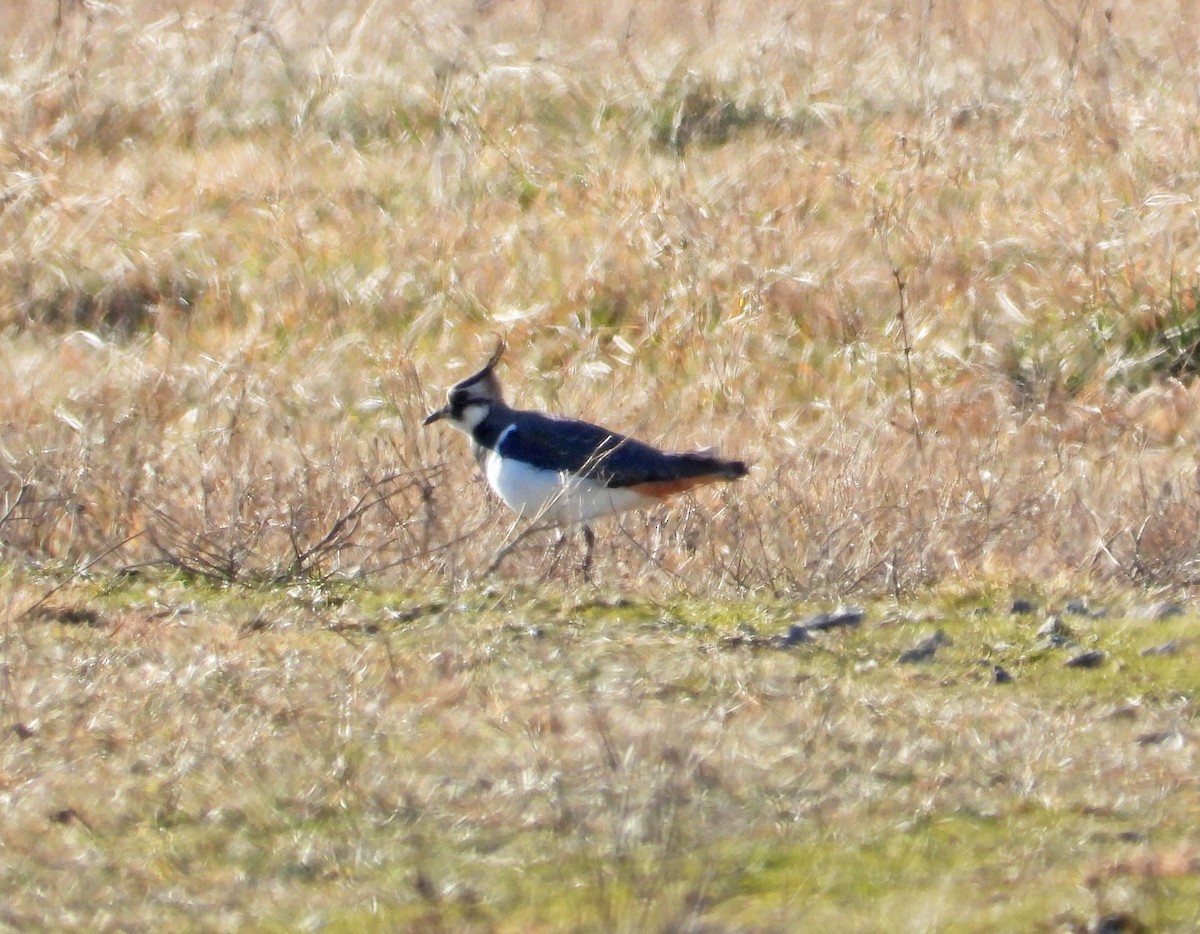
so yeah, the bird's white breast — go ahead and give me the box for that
[484,445,656,522]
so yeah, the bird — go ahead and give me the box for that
[423,339,748,572]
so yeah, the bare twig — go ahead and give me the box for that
[286,470,433,579]
[0,484,31,533]
[892,267,923,454]
[18,530,146,621]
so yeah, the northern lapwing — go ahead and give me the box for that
[423,340,748,572]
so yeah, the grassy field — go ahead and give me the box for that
[3,0,1200,930]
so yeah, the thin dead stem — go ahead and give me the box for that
[892,266,923,456]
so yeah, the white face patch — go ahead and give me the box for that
[451,401,490,432]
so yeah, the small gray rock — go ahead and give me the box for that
[898,629,950,664]
[1036,615,1076,648]
[722,623,763,648]
[1011,599,1037,615]
[1064,599,1089,616]
[1140,640,1180,657]
[991,665,1015,684]
[386,602,447,623]
[1136,601,1185,621]
[1036,615,1070,638]
[1088,911,1145,934]
[777,606,865,647]
[802,606,866,631]
[1064,649,1105,669]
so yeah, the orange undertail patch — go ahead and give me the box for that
[627,474,730,498]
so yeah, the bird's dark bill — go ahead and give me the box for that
[423,407,448,425]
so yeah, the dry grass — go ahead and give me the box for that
[1,0,1200,593]
[3,0,1200,929]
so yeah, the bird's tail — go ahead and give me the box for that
[628,453,748,497]
[690,453,748,480]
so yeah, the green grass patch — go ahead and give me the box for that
[4,573,1200,930]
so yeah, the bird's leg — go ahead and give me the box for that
[580,524,596,580]
[534,528,570,584]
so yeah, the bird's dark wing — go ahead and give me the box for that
[500,411,745,489]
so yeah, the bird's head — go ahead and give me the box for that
[423,338,506,432]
